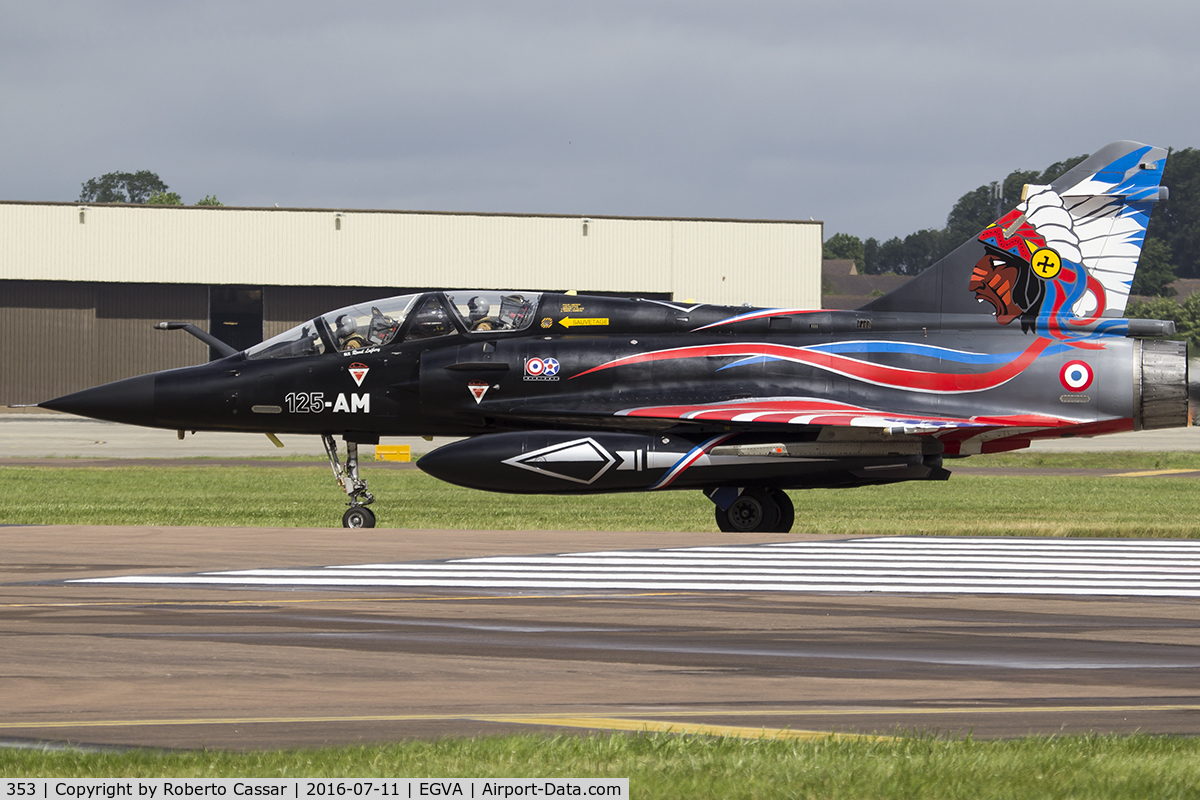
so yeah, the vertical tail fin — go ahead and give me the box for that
[863,141,1169,328]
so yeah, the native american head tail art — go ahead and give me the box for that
[972,144,1168,340]
[865,141,1169,341]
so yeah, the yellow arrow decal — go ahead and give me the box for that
[559,317,610,328]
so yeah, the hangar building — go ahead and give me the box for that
[0,201,822,405]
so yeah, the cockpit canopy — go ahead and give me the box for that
[245,291,541,360]
[444,291,538,334]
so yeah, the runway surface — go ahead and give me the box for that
[3,525,1200,749]
[78,536,1200,597]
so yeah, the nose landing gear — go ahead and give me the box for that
[322,434,377,528]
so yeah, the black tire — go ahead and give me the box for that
[717,489,780,533]
[343,506,376,529]
[769,489,794,533]
[715,504,735,532]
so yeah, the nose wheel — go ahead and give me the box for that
[343,506,377,528]
[323,434,377,528]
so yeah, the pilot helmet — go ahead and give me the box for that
[335,314,358,339]
[468,296,490,321]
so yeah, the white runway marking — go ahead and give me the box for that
[72,537,1200,597]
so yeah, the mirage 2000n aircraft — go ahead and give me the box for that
[41,141,1187,531]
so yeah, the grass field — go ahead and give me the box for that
[954,450,1200,470]
[3,451,1200,534]
[3,733,1200,799]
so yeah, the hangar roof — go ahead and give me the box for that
[0,201,822,309]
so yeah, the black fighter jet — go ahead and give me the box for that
[42,141,1186,531]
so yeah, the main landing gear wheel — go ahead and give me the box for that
[343,506,376,529]
[713,488,795,533]
[323,434,378,529]
[769,488,794,533]
[715,488,779,533]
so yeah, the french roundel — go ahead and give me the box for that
[526,358,546,376]
[1060,360,1093,392]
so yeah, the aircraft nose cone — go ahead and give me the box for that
[40,374,157,426]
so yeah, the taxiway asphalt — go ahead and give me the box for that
[2,525,1200,749]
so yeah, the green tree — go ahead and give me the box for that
[1130,237,1176,297]
[1126,296,1183,321]
[1148,147,1200,278]
[943,184,999,248]
[1001,169,1042,208]
[902,228,943,275]
[79,170,169,203]
[862,237,880,274]
[145,191,183,205]
[876,236,905,274]
[1166,292,1200,349]
[195,195,224,206]
[823,233,865,267]
[1126,292,1200,352]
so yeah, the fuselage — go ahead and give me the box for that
[43,290,1187,460]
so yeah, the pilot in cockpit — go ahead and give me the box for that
[468,296,497,331]
[335,314,366,350]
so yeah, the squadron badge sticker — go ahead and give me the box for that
[468,380,490,403]
[348,363,370,387]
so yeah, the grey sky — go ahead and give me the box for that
[4,1,1198,242]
